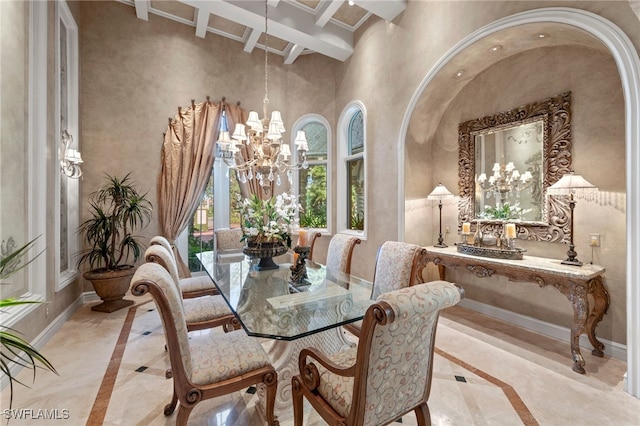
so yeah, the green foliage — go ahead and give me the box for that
[1,238,57,409]
[187,223,214,272]
[478,202,532,220]
[299,165,327,228]
[77,173,153,272]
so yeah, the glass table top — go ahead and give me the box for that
[196,251,373,340]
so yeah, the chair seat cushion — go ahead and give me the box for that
[189,330,271,385]
[315,346,358,418]
[179,275,216,293]
[183,295,233,323]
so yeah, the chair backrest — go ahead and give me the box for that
[215,228,244,251]
[307,232,322,261]
[325,234,361,284]
[150,235,174,260]
[353,281,461,425]
[145,244,181,293]
[130,262,193,379]
[370,241,426,300]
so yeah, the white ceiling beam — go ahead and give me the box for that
[195,7,210,38]
[315,0,343,27]
[352,0,405,21]
[244,28,262,53]
[180,0,353,61]
[134,0,149,21]
[284,43,305,65]
[267,0,280,7]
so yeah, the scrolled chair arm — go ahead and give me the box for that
[298,347,357,391]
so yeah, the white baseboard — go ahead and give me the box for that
[82,290,100,304]
[1,295,84,392]
[458,298,627,361]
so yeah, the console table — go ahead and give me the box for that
[422,246,609,374]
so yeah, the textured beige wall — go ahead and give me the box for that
[334,1,637,344]
[79,1,337,290]
[410,45,626,343]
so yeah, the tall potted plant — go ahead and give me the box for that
[78,173,152,312]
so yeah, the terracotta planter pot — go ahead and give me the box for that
[84,267,136,313]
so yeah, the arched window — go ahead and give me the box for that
[337,103,366,237]
[292,115,330,232]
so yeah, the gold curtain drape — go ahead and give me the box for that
[157,99,228,277]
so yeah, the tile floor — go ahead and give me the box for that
[2,295,639,425]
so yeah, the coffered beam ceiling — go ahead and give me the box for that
[129,0,405,63]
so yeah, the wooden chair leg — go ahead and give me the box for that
[176,404,194,426]
[263,371,279,426]
[414,402,431,426]
[163,386,179,416]
[291,376,304,426]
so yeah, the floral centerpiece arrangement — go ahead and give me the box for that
[236,192,300,270]
[237,192,301,244]
[478,201,532,220]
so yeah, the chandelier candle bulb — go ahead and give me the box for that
[505,223,517,239]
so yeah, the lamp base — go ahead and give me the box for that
[562,244,582,266]
[434,243,448,248]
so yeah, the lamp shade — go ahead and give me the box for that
[427,183,454,200]
[547,172,598,196]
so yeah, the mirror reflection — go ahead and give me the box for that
[474,119,544,222]
[458,92,573,243]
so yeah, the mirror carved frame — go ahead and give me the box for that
[458,92,572,243]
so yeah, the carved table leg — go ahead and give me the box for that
[585,276,610,357]
[569,284,589,374]
[437,263,446,281]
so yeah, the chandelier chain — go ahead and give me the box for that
[264,0,269,108]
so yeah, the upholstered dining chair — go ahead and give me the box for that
[130,262,279,426]
[292,281,461,426]
[145,245,237,333]
[214,227,245,262]
[344,241,427,337]
[324,234,361,286]
[150,235,218,298]
[307,231,322,261]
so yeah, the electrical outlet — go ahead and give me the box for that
[45,306,49,317]
[445,226,450,234]
[589,234,601,247]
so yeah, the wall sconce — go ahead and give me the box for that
[427,183,455,247]
[60,129,83,178]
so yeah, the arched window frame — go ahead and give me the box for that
[337,102,367,239]
[291,114,331,235]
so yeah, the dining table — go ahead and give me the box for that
[196,251,374,421]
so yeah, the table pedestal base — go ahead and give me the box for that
[255,327,355,421]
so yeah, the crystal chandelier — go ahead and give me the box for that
[477,161,532,206]
[216,0,308,192]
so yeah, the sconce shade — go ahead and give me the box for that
[427,183,454,200]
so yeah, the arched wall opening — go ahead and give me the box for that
[399,8,640,397]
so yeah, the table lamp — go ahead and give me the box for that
[427,183,455,247]
[547,172,598,266]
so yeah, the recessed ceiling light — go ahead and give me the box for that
[348,0,354,5]
[538,33,549,39]
[454,69,465,78]
[489,45,502,52]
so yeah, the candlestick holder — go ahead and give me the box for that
[290,246,310,285]
[461,233,470,245]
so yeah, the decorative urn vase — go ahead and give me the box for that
[243,239,288,271]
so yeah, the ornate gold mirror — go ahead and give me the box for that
[458,92,572,243]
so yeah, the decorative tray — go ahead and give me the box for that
[456,243,526,260]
